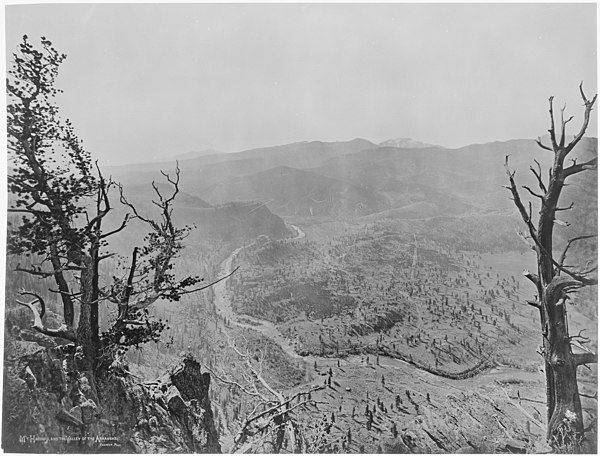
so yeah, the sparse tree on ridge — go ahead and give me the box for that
[6,36,229,385]
[505,84,598,448]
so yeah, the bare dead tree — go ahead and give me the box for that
[207,334,323,453]
[505,83,597,448]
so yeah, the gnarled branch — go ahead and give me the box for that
[504,155,537,240]
[564,82,598,154]
[569,329,590,343]
[557,235,597,272]
[545,275,586,302]
[524,219,597,286]
[16,292,76,341]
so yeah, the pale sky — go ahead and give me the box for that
[5,3,597,165]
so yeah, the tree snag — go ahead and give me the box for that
[505,83,597,449]
[207,334,324,453]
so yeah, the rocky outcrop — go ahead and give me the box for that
[2,341,220,453]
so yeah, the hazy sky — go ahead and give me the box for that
[5,3,597,165]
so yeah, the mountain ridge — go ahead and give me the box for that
[102,136,596,221]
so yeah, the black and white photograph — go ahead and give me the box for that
[2,2,598,453]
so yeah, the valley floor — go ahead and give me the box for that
[118,214,597,453]
[201,217,598,453]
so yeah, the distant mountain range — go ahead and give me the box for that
[203,165,388,217]
[150,149,224,163]
[8,134,596,257]
[104,136,597,249]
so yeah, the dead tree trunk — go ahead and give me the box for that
[505,83,597,448]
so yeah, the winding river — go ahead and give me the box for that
[213,224,305,359]
[211,223,530,386]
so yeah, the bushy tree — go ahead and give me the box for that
[7,36,221,381]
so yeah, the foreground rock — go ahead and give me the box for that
[2,341,220,453]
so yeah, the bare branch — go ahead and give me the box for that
[559,103,574,149]
[15,264,54,278]
[557,235,597,271]
[565,83,598,154]
[522,185,544,199]
[228,333,282,400]
[7,207,53,218]
[574,352,598,366]
[205,365,273,401]
[569,329,591,343]
[546,276,587,305]
[524,221,598,285]
[48,288,83,298]
[232,384,323,453]
[159,163,181,206]
[555,202,574,212]
[225,331,323,453]
[548,96,558,151]
[19,291,46,319]
[118,184,157,228]
[580,265,598,276]
[563,157,597,178]
[554,263,597,286]
[15,260,83,277]
[99,214,130,240]
[530,159,548,193]
[120,320,147,326]
[16,294,76,341]
[536,137,553,152]
[177,266,241,296]
[504,156,537,240]
[97,253,115,262]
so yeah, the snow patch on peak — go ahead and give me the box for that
[379,138,442,149]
